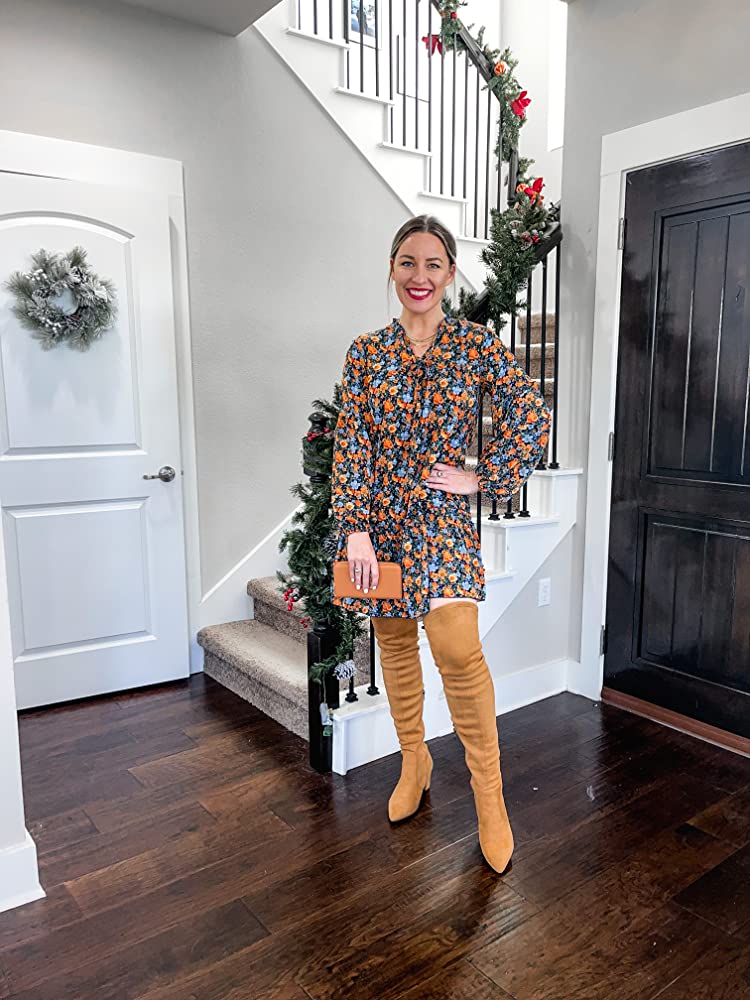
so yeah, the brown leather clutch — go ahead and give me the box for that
[332,560,403,599]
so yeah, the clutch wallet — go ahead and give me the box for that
[333,560,403,599]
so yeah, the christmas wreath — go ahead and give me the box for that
[5,246,117,351]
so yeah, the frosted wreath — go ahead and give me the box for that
[5,245,117,351]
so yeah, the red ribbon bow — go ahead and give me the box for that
[421,33,443,55]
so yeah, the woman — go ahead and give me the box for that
[330,214,551,874]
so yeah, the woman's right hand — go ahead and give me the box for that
[347,531,379,594]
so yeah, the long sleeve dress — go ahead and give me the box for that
[330,313,551,619]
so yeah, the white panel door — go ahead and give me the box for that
[0,172,190,709]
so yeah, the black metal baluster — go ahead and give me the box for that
[439,40,445,192]
[463,53,468,202]
[451,44,457,197]
[503,308,517,519]
[427,0,433,188]
[389,0,394,141]
[346,675,358,702]
[473,68,480,237]
[484,88,491,238]
[549,244,561,469]
[344,0,351,88]
[359,0,365,93]
[414,0,419,148]
[496,114,502,214]
[402,0,407,145]
[538,255,548,471]
[368,620,379,695]
[329,0,333,39]
[314,0,318,35]
[374,0,380,96]
[519,276,532,517]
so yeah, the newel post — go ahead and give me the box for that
[303,411,341,774]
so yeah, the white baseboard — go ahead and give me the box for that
[0,831,45,914]
[332,656,572,775]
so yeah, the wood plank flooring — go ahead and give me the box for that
[1,673,749,999]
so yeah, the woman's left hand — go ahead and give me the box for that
[425,462,479,495]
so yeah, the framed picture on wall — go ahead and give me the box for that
[349,0,381,49]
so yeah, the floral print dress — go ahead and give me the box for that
[330,314,551,619]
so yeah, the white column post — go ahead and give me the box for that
[0,518,43,914]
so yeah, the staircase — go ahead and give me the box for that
[253,0,515,292]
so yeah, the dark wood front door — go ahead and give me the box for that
[605,141,750,738]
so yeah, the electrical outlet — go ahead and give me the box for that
[538,577,551,607]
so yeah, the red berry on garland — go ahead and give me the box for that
[450,10,457,17]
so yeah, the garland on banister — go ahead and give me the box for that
[436,1,554,330]
[276,387,368,690]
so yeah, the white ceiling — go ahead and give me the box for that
[114,0,279,35]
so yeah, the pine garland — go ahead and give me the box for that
[437,3,553,331]
[276,384,369,686]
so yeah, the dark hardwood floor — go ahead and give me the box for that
[1,674,749,999]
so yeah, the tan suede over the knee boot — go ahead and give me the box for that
[422,601,514,873]
[372,616,433,822]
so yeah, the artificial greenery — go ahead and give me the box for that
[5,246,117,351]
[437,1,553,332]
[276,385,369,686]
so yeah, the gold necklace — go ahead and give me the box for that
[401,314,446,344]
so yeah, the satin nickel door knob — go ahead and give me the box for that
[143,465,176,482]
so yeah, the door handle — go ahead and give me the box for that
[143,465,176,483]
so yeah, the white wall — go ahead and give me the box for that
[560,0,750,660]
[500,0,565,202]
[488,526,577,673]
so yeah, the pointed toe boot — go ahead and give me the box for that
[422,601,514,873]
[372,616,433,822]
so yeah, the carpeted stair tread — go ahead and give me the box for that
[197,619,310,740]
[198,618,308,698]
[247,576,309,646]
[247,575,372,687]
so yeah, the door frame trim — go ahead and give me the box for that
[577,90,750,701]
[0,129,203,671]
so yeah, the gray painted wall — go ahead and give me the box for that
[560,0,750,658]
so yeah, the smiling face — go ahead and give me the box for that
[390,232,456,318]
